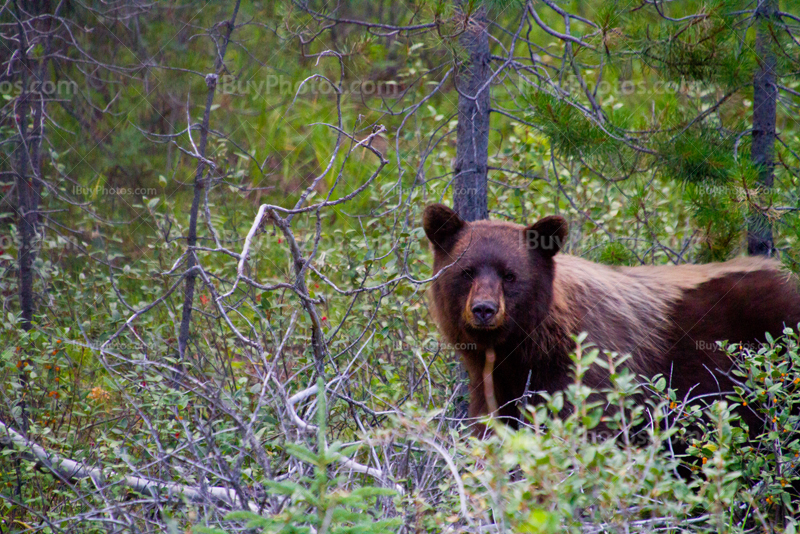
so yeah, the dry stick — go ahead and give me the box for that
[271,211,327,375]
[220,203,269,299]
[177,0,241,363]
[483,347,499,415]
[0,420,260,513]
[282,380,403,492]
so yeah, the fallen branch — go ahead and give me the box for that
[0,419,259,513]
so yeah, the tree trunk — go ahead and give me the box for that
[747,0,778,256]
[452,1,491,421]
[13,0,40,332]
[15,87,37,332]
[453,2,490,222]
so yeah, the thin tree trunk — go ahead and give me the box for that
[452,1,491,421]
[453,2,490,222]
[13,0,61,331]
[747,0,778,256]
[14,0,36,332]
[178,1,241,363]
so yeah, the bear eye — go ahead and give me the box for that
[461,267,474,279]
[503,272,516,283]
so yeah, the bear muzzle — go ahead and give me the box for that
[464,288,506,330]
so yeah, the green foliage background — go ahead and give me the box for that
[1,0,800,532]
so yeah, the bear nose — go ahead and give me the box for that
[471,301,498,324]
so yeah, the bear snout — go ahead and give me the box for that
[471,301,498,325]
[464,288,506,330]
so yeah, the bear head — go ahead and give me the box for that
[422,203,568,348]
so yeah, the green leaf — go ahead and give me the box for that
[654,376,666,392]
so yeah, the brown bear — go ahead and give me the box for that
[422,203,800,437]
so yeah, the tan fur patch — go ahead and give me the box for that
[549,255,781,376]
[496,292,506,327]
[462,281,478,325]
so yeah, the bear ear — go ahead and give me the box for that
[423,204,465,253]
[524,215,568,258]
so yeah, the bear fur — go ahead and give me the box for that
[422,203,800,436]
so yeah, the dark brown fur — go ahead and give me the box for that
[422,204,800,436]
